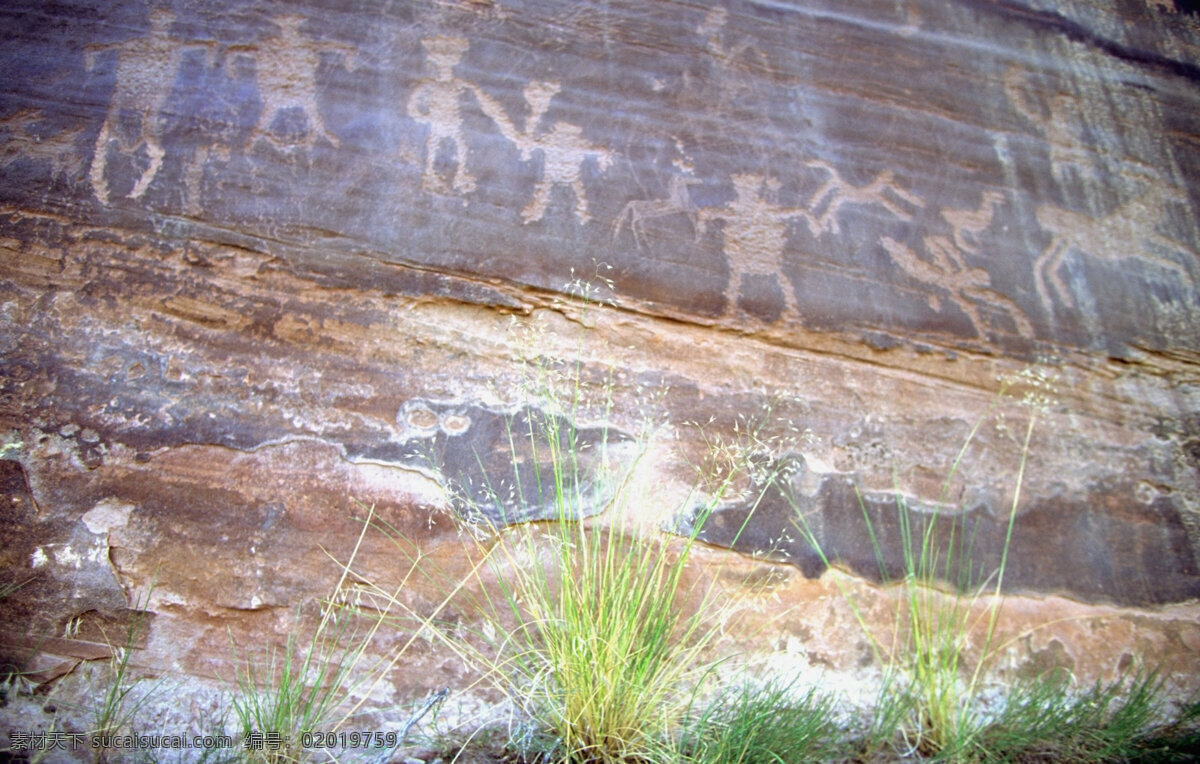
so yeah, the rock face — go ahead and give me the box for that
[1,0,1199,738]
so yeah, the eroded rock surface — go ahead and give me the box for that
[679,451,1200,606]
[0,0,1198,737]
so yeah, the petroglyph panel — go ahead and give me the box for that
[2,0,1195,351]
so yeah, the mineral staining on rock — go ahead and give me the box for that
[394,399,636,526]
[682,451,1200,607]
[0,0,1198,712]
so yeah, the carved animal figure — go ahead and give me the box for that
[612,174,700,248]
[802,159,925,237]
[884,235,1034,340]
[881,191,1034,340]
[943,190,1005,253]
[1033,182,1196,310]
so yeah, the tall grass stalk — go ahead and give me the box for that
[0,575,32,601]
[790,372,1052,759]
[900,404,1038,758]
[91,586,162,762]
[357,337,781,762]
[229,505,445,763]
[365,406,750,763]
[229,612,359,763]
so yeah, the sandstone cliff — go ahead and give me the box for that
[0,0,1198,741]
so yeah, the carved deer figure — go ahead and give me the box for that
[802,159,925,237]
[611,174,700,248]
[1033,181,1196,310]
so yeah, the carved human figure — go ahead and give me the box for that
[476,80,613,224]
[693,7,769,111]
[699,7,770,65]
[85,9,205,204]
[407,36,476,194]
[526,121,613,224]
[698,173,811,317]
[1004,66,1104,196]
[881,191,1034,340]
[232,15,355,152]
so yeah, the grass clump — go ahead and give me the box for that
[367,403,742,763]
[356,299,781,762]
[1130,696,1200,763]
[977,668,1168,763]
[678,676,841,764]
[90,588,163,762]
[783,369,1198,762]
[478,415,796,762]
[501,518,713,762]
[229,605,368,763]
[227,510,436,763]
[790,369,1055,760]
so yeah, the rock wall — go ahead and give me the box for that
[1,0,1199,732]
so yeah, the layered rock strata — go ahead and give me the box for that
[0,0,1198,737]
